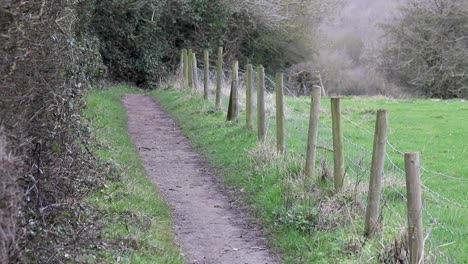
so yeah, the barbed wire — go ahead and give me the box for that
[423,206,467,237]
[195,65,466,175]
[183,64,467,250]
[421,184,467,209]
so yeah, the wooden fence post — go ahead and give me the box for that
[364,109,388,237]
[405,152,424,264]
[215,47,223,110]
[188,49,193,89]
[203,50,209,99]
[331,97,345,191]
[257,65,266,141]
[246,64,253,129]
[192,52,198,90]
[183,49,189,87]
[227,61,239,121]
[305,86,321,179]
[275,72,285,153]
[180,49,186,80]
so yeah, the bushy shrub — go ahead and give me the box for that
[1,0,106,262]
[92,0,237,86]
[380,0,468,98]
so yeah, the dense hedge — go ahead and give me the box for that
[1,0,106,262]
[92,0,245,86]
[92,0,322,86]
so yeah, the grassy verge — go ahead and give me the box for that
[151,87,467,263]
[84,86,183,263]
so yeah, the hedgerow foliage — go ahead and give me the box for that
[381,0,468,98]
[92,0,237,86]
[1,0,106,262]
[92,0,333,86]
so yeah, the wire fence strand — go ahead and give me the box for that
[175,60,467,261]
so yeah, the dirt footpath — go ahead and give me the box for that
[123,94,279,264]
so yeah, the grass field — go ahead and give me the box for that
[151,87,467,263]
[84,87,184,263]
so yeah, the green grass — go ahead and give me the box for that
[84,86,184,264]
[151,87,467,263]
[285,96,468,262]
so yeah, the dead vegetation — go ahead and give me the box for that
[379,230,410,263]
[0,0,110,262]
[0,129,19,263]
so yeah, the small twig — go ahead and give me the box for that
[317,145,333,152]
[84,144,97,161]
[33,0,47,19]
[436,241,456,248]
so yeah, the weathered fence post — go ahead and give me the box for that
[192,52,198,90]
[405,152,424,264]
[275,72,285,153]
[331,97,345,191]
[305,86,321,179]
[246,64,253,129]
[188,49,193,89]
[257,65,266,141]
[180,49,186,79]
[203,50,209,99]
[215,47,223,110]
[183,49,189,87]
[227,61,239,121]
[364,109,388,237]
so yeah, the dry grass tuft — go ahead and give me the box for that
[316,188,365,231]
[248,137,281,171]
[379,230,409,264]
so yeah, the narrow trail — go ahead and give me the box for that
[123,94,279,264]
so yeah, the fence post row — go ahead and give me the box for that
[405,152,424,264]
[215,47,223,110]
[364,109,388,237]
[227,61,239,121]
[203,50,209,99]
[178,48,431,264]
[331,97,345,191]
[246,64,253,129]
[257,65,266,141]
[305,86,321,179]
[275,72,285,153]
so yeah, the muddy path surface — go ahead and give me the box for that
[123,94,279,264]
